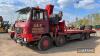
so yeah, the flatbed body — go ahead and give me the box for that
[65,29,96,34]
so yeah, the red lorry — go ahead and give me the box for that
[10,4,96,51]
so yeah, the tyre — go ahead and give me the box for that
[37,36,52,51]
[55,35,66,47]
[79,34,85,41]
[85,33,90,39]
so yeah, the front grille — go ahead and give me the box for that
[15,27,23,34]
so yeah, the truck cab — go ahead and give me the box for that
[13,6,50,41]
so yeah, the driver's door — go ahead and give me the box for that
[31,10,49,34]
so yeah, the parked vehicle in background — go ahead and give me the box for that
[0,16,9,33]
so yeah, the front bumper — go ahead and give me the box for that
[14,36,28,46]
[14,33,41,45]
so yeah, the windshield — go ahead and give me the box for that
[17,12,30,20]
[16,7,31,20]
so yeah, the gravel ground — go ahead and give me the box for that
[0,31,100,56]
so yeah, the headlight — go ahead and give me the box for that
[24,38,27,42]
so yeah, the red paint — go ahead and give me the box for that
[45,4,54,17]
[21,34,41,42]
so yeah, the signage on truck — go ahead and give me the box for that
[32,23,44,33]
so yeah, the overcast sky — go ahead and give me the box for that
[0,0,100,23]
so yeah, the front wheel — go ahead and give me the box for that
[37,36,53,51]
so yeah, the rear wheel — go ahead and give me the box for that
[79,34,85,41]
[85,33,90,39]
[37,36,52,51]
[55,35,66,47]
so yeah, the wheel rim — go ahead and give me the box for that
[43,39,49,48]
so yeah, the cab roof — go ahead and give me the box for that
[16,7,46,14]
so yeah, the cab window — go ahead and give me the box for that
[32,10,48,20]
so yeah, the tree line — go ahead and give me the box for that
[74,13,100,27]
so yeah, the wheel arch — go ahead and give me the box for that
[41,33,52,39]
